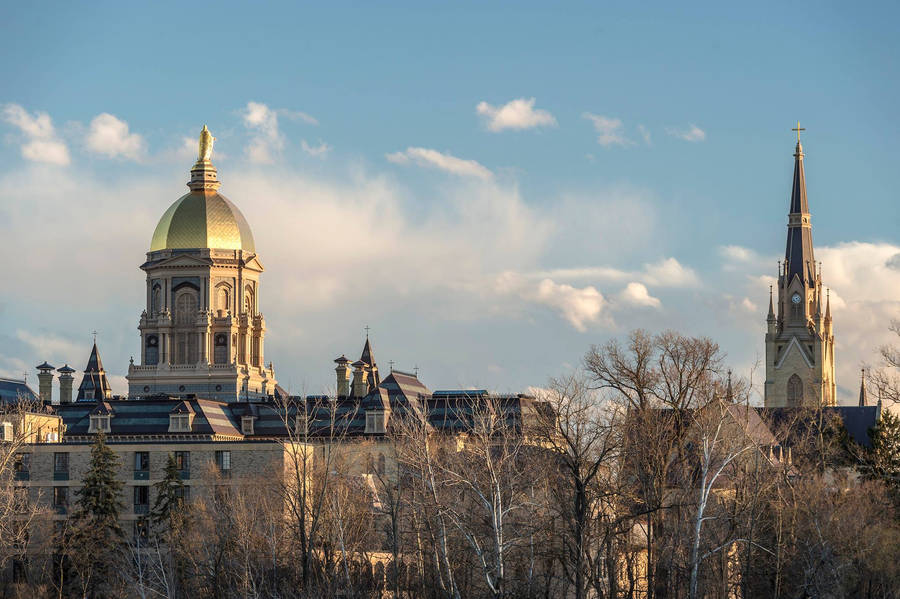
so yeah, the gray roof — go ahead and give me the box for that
[0,378,39,404]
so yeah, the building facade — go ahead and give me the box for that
[764,134,837,407]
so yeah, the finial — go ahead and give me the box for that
[364,325,370,338]
[92,330,97,344]
[792,122,805,157]
[388,360,394,372]
[413,364,419,377]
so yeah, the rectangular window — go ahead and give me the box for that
[53,487,68,512]
[134,486,149,515]
[175,486,191,502]
[134,451,149,471]
[215,450,231,476]
[241,417,254,435]
[14,453,30,480]
[174,451,190,475]
[54,452,69,480]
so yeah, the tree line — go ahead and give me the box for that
[1,328,899,598]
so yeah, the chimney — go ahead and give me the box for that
[36,362,55,403]
[57,364,75,404]
[351,361,367,398]
[334,355,351,397]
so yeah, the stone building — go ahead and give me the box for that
[764,132,837,407]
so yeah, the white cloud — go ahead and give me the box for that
[281,109,319,126]
[642,257,700,287]
[386,147,492,179]
[85,113,146,161]
[619,282,661,308]
[638,124,652,145]
[243,101,284,163]
[476,98,557,132]
[1,103,70,165]
[301,139,331,158]
[719,245,755,262]
[16,330,83,361]
[534,257,698,289]
[583,113,633,147]
[666,124,706,142]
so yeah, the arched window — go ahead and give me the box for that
[214,333,227,365]
[787,374,803,406]
[145,335,158,366]
[244,285,254,316]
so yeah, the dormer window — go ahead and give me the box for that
[365,411,386,434]
[89,415,111,433]
[169,414,192,433]
[241,416,255,435]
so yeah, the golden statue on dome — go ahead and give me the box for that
[198,125,216,162]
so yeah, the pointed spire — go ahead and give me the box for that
[825,288,832,321]
[359,336,380,389]
[859,368,868,407]
[767,286,776,321]
[784,124,815,285]
[76,341,112,401]
[725,369,734,402]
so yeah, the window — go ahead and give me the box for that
[787,374,803,406]
[175,486,191,502]
[365,412,385,434]
[146,335,158,366]
[89,415,110,433]
[215,450,231,477]
[14,453,30,481]
[169,414,191,432]
[133,486,149,514]
[134,452,149,479]
[214,333,228,364]
[174,451,190,477]
[53,487,68,513]
[54,452,69,480]
[241,416,254,435]
[14,488,28,513]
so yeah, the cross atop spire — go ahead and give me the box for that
[792,121,805,143]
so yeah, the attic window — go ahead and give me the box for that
[89,415,110,433]
[169,414,192,433]
[241,416,254,435]
[365,412,385,434]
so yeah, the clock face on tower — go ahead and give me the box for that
[791,293,802,304]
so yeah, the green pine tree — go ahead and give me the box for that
[67,431,125,597]
[151,453,186,530]
[864,411,900,509]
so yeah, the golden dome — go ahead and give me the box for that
[150,191,256,253]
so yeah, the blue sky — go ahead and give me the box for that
[1,1,898,403]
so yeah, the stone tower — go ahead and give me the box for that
[126,127,276,402]
[764,132,836,407]
[36,362,54,403]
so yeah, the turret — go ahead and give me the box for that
[57,365,75,404]
[36,362,55,403]
[334,355,351,397]
[766,286,776,335]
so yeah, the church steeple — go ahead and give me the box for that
[764,125,836,407]
[858,368,868,407]
[76,341,113,401]
[785,126,815,286]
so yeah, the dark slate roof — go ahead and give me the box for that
[36,361,55,371]
[57,364,75,374]
[56,398,242,438]
[756,406,880,449]
[0,378,39,404]
[76,342,112,401]
[785,143,815,285]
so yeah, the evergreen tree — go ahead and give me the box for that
[863,411,900,509]
[67,431,125,597]
[151,453,186,531]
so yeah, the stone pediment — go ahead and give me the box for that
[775,336,814,370]
[142,253,213,270]
[242,254,264,271]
